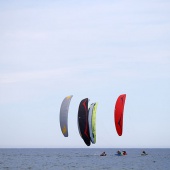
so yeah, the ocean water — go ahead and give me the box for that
[0,148,170,170]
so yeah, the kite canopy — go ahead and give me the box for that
[114,94,126,136]
[88,103,98,144]
[60,95,73,137]
[78,98,91,146]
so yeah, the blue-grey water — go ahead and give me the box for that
[0,148,170,170]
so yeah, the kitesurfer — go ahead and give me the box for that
[141,150,148,156]
[122,151,127,155]
[117,150,121,155]
[141,151,147,155]
[100,152,106,156]
[142,151,146,154]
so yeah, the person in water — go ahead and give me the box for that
[100,151,106,156]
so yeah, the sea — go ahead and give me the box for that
[0,148,170,170]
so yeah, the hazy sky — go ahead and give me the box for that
[0,0,170,148]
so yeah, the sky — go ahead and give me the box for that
[0,0,170,148]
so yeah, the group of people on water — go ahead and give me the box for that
[117,150,127,155]
[100,150,147,156]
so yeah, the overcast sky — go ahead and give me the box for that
[0,0,170,148]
